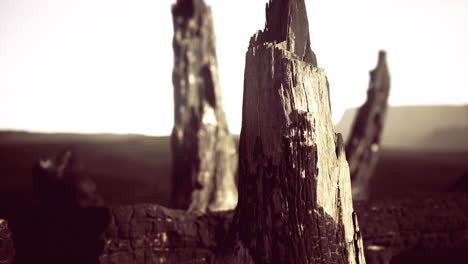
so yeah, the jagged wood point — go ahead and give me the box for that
[230,0,365,263]
[347,51,390,200]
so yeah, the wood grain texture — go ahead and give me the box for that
[230,0,365,263]
[171,0,237,213]
[99,193,468,264]
[346,51,390,200]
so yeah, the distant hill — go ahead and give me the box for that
[1,130,468,211]
[335,105,468,151]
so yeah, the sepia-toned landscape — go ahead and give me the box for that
[1,0,468,263]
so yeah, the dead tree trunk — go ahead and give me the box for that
[346,51,390,200]
[171,0,238,213]
[0,219,14,264]
[228,1,365,263]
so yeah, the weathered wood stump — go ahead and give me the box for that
[171,0,238,213]
[0,219,15,264]
[224,0,365,263]
[346,51,390,200]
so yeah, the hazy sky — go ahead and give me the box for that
[1,0,467,135]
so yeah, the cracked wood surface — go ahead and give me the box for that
[100,205,233,264]
[347,51,391,200]
[171,0,237,213]
[98,193,468,264]
[228,0,365,263]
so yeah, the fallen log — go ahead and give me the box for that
[346,51,390,200]
[99,193,468,264]
[170,0,238,213]
[99,205,233,264]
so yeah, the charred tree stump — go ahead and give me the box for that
[346,51,390,200]
[0,219,15,264]
[171,0,238,213]
[225,0,365,263]
[99,205,234,264]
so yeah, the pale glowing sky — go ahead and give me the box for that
[1,0,467,135]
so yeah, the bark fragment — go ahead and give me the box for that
[231,0,365,263]
[171,0,238,213]
[346,51,390,200]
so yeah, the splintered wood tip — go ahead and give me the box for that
[263,0,316,65]
[378,50,387,64]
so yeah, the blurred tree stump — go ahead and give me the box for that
[31,148,107,264]
[171,0,238,213]
[33,148,104,209]
[0,219,14,264]
[346,51,390,200]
